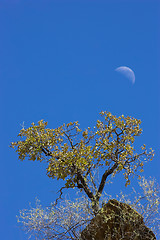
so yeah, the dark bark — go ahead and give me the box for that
[95,162,118,202]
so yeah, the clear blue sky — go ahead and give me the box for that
[0,1,160,239]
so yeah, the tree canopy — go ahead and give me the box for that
[11,111,154,214]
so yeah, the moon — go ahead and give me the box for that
[115,66,135,84]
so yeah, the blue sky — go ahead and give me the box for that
[0,1,160,239]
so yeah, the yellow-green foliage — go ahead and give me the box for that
[11,111,154,188]
[11,111,154,213]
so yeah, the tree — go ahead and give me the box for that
[17,196,93,240]
[11,111,154,215]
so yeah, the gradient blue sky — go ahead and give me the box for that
[1,1,160,239]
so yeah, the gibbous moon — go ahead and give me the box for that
[115,66,135,84]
